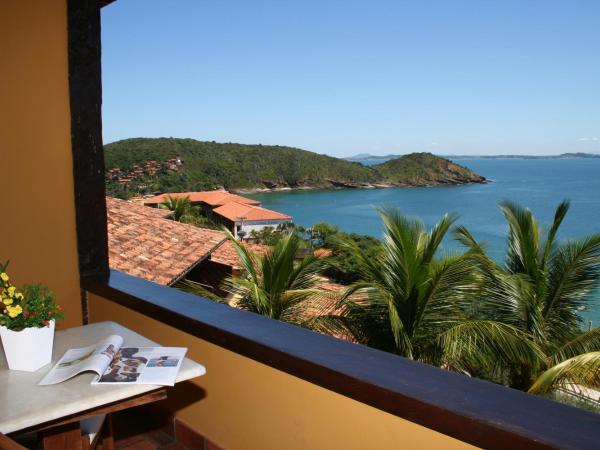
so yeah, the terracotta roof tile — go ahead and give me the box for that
[107,197,226,285]
[313,248,333,258]
[212,201,292,222]
[210,240,269,269]
[143,191,261,207]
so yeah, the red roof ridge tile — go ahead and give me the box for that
[143,191,261,207]
[212,200,292,222]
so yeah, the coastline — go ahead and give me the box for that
[231,178,488,195]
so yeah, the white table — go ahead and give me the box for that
[0,321,205,446]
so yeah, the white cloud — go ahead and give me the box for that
[579,137,599,142]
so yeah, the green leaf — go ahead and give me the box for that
[439,320,544,374]
[550,327,600,366]
[529,351,600,395]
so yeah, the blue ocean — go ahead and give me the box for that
[249,158,600,325]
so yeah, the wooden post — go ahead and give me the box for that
[42,422,83,450]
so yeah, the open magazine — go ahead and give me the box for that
[38,335,186,386]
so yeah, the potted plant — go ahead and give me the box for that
[0,261,63,371]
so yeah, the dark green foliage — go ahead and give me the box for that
[106,181,134,200]
[104,139,485,197]
[249,227,287,246]
[2,260,64,330]
[105,138,378,196]
[174,279,227,303]
[159,196,196,222]
[374,152,486,185]
[456,200,600,393]
[249,223,313,248]
[246,222,381,281]
[317,208,543,371]
[222,232,330,325]
[158,196,222,229]
[324,232,382,284]
[182,214,222,230]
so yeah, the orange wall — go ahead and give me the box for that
[90,295,477,450]
[0,0,82,327]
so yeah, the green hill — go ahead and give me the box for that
[104,138,485,197]
[374,153,487,185]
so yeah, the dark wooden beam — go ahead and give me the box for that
[67,0,109,280]
[0,433,27,450]
[18,389,167,433]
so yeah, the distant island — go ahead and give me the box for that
[104,138,486,198]
[346,152,600,161]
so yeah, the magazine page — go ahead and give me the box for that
[93,347,187,386]
[38,335,123,386]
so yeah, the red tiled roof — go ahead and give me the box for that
[212,201,292,222]
[143,191,260,207]
[107,197,226,285]
[210,240,269,270]
[313,248,333,258]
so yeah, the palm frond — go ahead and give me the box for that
[221,231,328,323]
[338,282,412,355]
[544,234,600,319]
[223,229,260,282]
[498,200,541,278]
[302,312,359,343]
[453,225,488,256]
[550,327,600,366]
[159,195,194,221]
[541,200,570,268]
[414,254,480,339]
[333,235,390,290]
[422,213,459,264]
[173,279,227,303]
[439,320,544,374]
[529,351,600,395]
[335,208,483,360]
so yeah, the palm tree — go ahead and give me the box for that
[159,195,198,223]
[222,231,332,326]
[456,200,600,391]
[327,208,541,373]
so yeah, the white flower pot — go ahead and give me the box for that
[0,320,55,371]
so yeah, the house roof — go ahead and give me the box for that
[210,240,269,270]
[212,201,292,223]
[107,197,226,285]
[143,191,261,207]
[314,248,334,258]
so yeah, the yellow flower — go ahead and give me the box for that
[6,305,22,318]
[15,293,23,300]
[0,273,8,282]
[3,297,13,305]
[7,286,15,297]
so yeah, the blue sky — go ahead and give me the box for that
[101,0,600,157]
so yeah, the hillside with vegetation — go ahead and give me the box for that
[375,152,487,185]
[104,138,485,197]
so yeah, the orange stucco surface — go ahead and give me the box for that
[0,0,82,328]
[90,294,478,450]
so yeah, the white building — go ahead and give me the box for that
[211,201,292,239]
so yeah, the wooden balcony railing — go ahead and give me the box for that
[83,270,600,450]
